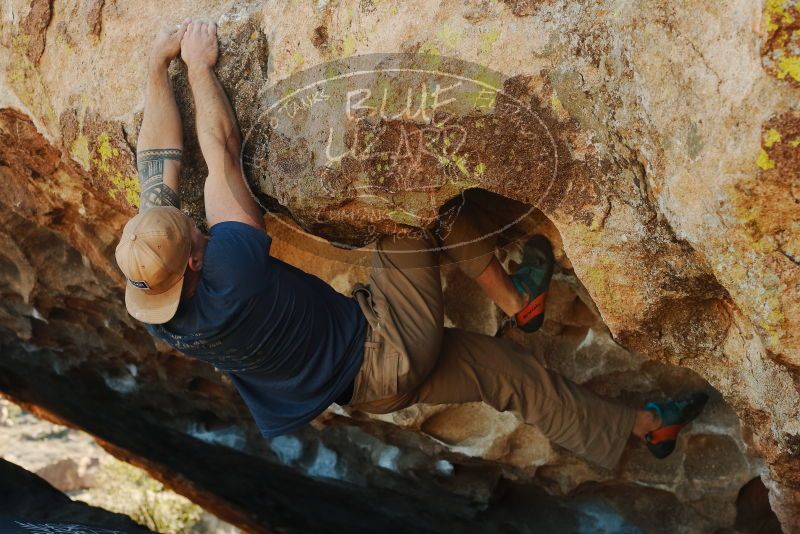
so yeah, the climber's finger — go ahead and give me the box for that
[173,21,189,37]
[208,21,217,36]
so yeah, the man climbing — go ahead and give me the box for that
[114,19,708,470]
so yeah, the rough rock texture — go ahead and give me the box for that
[0,458,153,533]
[0,0,798,532]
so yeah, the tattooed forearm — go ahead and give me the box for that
[137,148,183,211]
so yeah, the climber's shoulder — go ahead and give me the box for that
[203,221,272,283]
[207,220,271,255]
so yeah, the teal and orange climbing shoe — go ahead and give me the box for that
[644,392,709,459]
[506,235,555,334]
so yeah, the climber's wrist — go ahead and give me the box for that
[186,64,214,81]
[147,55,171,73]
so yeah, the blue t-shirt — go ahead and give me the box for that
[146,221,366,437]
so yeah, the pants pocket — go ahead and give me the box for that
[351,338,400,405]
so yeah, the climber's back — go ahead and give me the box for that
[146,220,366,435]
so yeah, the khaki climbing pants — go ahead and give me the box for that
[348,203,637,470]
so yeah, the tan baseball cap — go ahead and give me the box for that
[114,206,193,324]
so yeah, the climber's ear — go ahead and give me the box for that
[186,222,205,273]
[188,254,202,272]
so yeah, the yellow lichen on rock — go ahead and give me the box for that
[763,128,782,148]
[757,149,776,170]
[479,28,501,56]
[7,36,57,128]
[70,135,91,167]
[726,112,800,355]
[763,0,800,85]
[93,133,139,207]
[765,0,795,32]
[777,55,800,81]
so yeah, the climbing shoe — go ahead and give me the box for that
[506,235,555,333]
[644,392,709,459]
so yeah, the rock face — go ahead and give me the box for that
[0,0,798,532]
[0,458,152,533]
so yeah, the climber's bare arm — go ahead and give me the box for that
[136,22,189,212]
[181,19,264,231]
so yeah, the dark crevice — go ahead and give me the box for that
[735,477,783,534]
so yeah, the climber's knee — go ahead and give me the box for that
[351,341,439,411]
